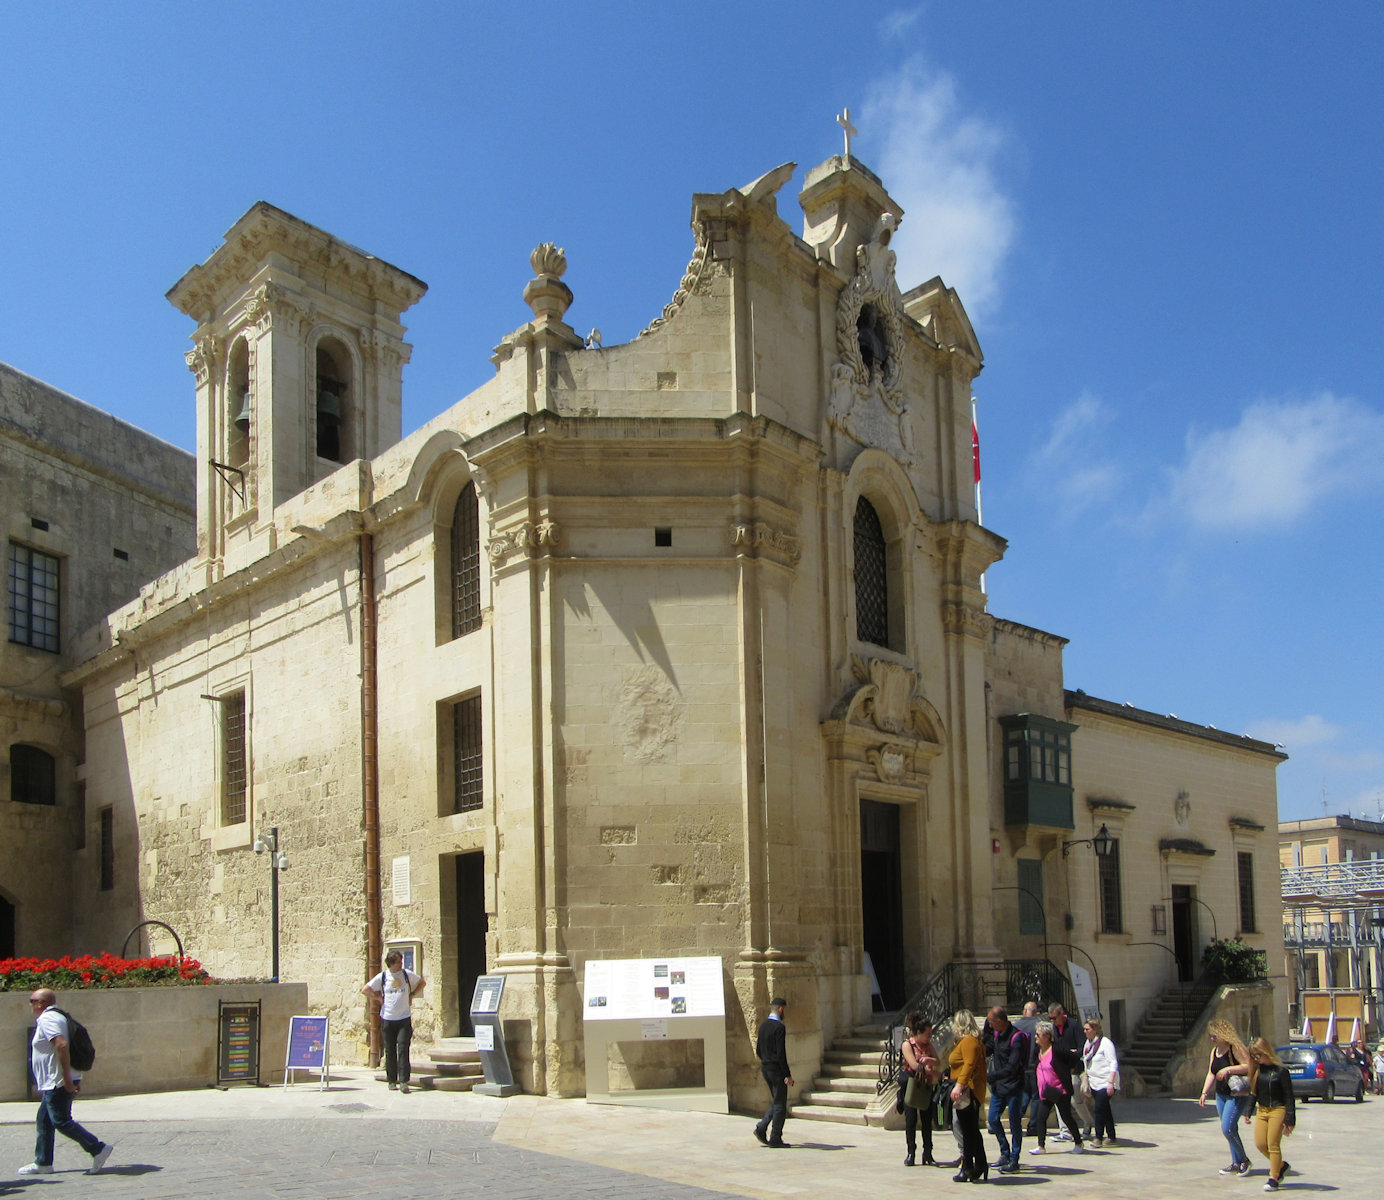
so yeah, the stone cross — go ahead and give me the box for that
[836,107,858,158]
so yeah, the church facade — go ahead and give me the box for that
[52,154,1286,1105]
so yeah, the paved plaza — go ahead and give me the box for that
[0,1069,1372,1198]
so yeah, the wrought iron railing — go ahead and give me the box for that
[875,959,1078,1092]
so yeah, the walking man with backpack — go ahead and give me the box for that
[18,990,113,1176]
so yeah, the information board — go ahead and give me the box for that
[283,1014,330,1090]
[581,956,728,1113]
[469,975,519,1096]
[217,1001,261,1086]
[582,956,725,1021]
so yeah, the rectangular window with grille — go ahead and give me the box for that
[1237,851,1257,933]
[1098,839,1123,933]
[8,541,60,653]
[453,693,483,812]
[99,806,114,891]
[222,691,247,825]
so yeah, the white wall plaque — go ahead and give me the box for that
[391,856,411,907]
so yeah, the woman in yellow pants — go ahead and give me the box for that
[1243,1038,1296,1191]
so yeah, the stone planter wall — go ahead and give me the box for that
[1,982,309,1101]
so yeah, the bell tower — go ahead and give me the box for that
[167,203,427,566]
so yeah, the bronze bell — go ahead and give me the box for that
[232,386,252,432]
[316,380,342,423]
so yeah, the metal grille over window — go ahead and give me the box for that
[10,743,57,805]
[1237,851,1257,933]
[853,497,888,647]
[453,694,483,812]
[8,542,60,653]
[451,482,481,638]
[1098,839,1123,933]
[223,692,248,825]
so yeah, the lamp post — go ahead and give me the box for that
[252,826,289,982]
[1163,892,1219,944]
[1046,941,1102,1016]
[995,885,1049,966]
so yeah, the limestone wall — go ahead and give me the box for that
[0,983,308,1101]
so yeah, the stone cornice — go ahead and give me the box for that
[1066,690,1287,760]
[167,201,427,324]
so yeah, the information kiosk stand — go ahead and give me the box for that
[470,975,520,1096]
[582,956,727,1113]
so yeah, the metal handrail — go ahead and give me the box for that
[875,959,1077,1092]
[120,920,185,962]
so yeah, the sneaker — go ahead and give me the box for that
[1263,1182,1278,1193]
[1280,1162,1291,1178]
[999,1159,1021,1174]
[753,1127,769,1146]
[1221,1164,1242,1175]
[1053,1129,1072,1141]
[87,1144,114,1174]
[400,1082,410,1094]
[17,1164,53,1176]
[1071,1144,1087,1155]
[767,1140,791,1149]
[1091,1137,1104,1148]
[388,1082,398,1090]
[1237,1162,1251,1177]
[1029,1145,1045,1155]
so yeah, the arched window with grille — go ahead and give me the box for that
[450,481,481,639]
[854,496,890,648]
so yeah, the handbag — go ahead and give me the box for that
[953,1084,972,1110]
[904,1073,927,1109]
[1229,1073,1249,1094]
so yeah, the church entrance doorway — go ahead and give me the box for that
[1171,885,1196,981]
[455,852,486,1035]
[860,798,904,1011]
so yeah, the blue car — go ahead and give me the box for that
[1277,1043,1366,1103]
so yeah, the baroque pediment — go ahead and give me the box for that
[827,655,945,748]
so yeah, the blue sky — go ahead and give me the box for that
[3,3,1380,822]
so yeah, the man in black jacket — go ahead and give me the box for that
[984,1006,1030,1172]
[752,998,793,1148]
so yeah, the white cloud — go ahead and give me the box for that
[1244,714,1340,751]
[878,7,924,41]
[1166,392,1384,531]
[861,59,1015,317]
[1025,392,1123,517]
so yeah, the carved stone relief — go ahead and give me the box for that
[487,519,560,565]
[729,522,801,567]
[826,213,916,468]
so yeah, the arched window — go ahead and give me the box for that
[315,339,352,463]
[227,337,251,470]
[450,482,481,638]
[854,496,889,648]
[10,743,56,806]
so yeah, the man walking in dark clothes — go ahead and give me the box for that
[753,997,793,1148]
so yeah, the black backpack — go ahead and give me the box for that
[52,1008,96,1072]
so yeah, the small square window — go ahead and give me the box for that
[654,528,672,547]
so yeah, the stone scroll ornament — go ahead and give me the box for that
[826,212,917,467]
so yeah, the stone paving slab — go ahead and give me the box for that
[0,1068,1374,1198]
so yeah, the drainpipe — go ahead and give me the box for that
[360,529,383,1068]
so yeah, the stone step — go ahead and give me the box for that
[823,1063,879,1079]
[792,1104,869,1125]
[801,1088,869,1109]
[823,1051,878,1069]
[833,1036,888,1052]
[812,1075,875,1094]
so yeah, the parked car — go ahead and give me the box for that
[1277,1043,1366,1102]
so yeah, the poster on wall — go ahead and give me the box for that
[582,956,724,1022]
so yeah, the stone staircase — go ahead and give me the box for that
[373,1036,485,1091]
[1121,980,1217,1092]
[793,1022,892,1125]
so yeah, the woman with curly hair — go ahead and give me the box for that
[947,1009,989,1182]
[1198,1018,1252,1176]
[1242,1038,1295,1191]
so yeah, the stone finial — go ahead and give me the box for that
[524,242,573,320]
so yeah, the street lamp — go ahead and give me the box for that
[252,826,289,982]
[1062,823,1114,858]
[995,884,1049,965]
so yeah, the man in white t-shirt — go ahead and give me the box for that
[18,990,113,1176]
[361,951,426,1093]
